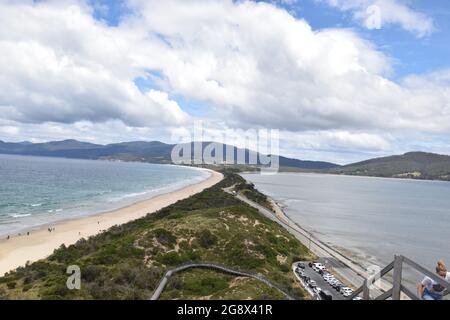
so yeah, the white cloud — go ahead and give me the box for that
[0,0,189,127]
[319,0,435,37]
[0,0,449,163]
[123,0,448,133]
[0,118,171,145]
[283,130,392,151]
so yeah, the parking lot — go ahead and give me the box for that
[293,262,354,300]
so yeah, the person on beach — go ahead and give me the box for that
[417,260,450,300]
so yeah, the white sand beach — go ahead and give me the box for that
[0,169,223,276]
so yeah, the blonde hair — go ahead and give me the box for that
[436,260,447,273]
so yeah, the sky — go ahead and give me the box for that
[0,0,449,164]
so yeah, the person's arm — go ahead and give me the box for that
[418,277,432,299]
[417,283,425,299]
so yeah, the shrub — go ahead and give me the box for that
[185,276,228,296]
[6,282,16,289]
[82,265,103,282]
[279,264,289,273]
[154,229,177,247]
[23,276,33,285]
[22,284,32,292]
[197,229,217,248]
[158,252,183,266]
[43,285,71,299]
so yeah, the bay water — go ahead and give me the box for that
[0,154,209,238]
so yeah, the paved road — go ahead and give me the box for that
[226,188,399,299]
[150,262,295,300]
[224,188,365,287]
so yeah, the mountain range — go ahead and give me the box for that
[329,151,450,181]
[0,139,338,170]
[1,140,450,181]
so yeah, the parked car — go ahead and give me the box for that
[298,263,306,269]
[318,266,326,272]
[341,287,354,297]
[353,297,363,301]
[332,282,342,289]
[313,263,325,273]
[330,278,339,284]
[335,284,344,291]
[329,279,340,287]
[319,290,333,301]
[308,280,317,288]
[324,278,335,284]
[314,262,325,268]
[297,271,305,278]
[308,262,314,268]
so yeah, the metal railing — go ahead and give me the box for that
[350,255,450,300]
[150,262,295,300]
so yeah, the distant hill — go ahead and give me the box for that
[330,152,450,181]
[0,139,339,170]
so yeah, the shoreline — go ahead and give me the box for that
[243,170,450,184]
[0,169,223,276]
[226,179,369,287]
[0,165,211,239]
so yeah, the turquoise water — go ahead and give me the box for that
[242,172,450,272]
[0,154,209,237]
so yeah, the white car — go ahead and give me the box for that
[312,263,325,271]
[308,280,317,288]
[329,279,340,286]
[325,276,336,283]
[343,292,353,298]
[317,266,326,273]
[341,287,354,297]
[353,297,363,301]
[313,262,324,267]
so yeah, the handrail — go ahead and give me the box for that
[349,260,394,300]
[402,256,450,292]
[375,289,392,301]
[350,255,450,300]
[150,262,295,300]
[401,285,419,300]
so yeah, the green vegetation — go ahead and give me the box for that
[234,182,274,212]
[161,269,286,300]
[329,152,450,181]
[0,169,312,300]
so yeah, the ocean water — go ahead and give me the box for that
[0,154,209,237]
[242,172,450,273]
